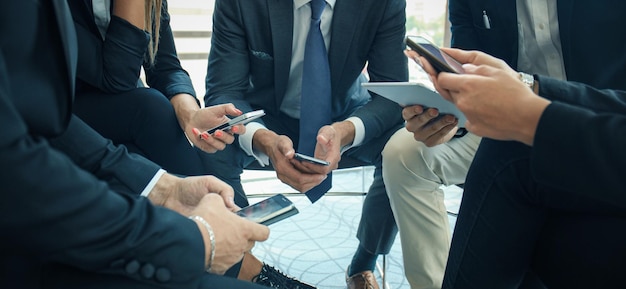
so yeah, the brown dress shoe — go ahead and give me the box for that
[346,270,380,289]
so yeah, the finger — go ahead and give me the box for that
[401,105,425,120]
[418,56,438,76]
[404,50,421,66]
[246,222,270,242]
[212,129,235,144]
[276,138,295,157]
[229,124,246,135]
[290,158,329,174]
[214,103,243,117]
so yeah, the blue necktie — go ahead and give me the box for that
[299,0,332,203]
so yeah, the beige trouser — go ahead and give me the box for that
[382,129,481,289]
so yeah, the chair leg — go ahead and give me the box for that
[375,254,388,289]
[382,254,387,289]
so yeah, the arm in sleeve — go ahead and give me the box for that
[143,1,197,101]
[73,11,150,93]
[537,75,626,114]
[531,78,626,207]
[0,82,206,287]
[204,0,256,113]
[49,115,161,195]
[350,0,407,143]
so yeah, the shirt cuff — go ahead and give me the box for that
[342,116,365,153]
[238,122,270,166]
[140,169,167,197]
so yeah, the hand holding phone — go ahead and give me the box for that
[405,36,464,74]
[205,110,265,135]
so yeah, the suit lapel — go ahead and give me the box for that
[51,0,77,99]
[268,0,294,108]
[556,0,573,69]
[328,0,360,89]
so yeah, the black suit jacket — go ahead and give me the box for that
[68,0,196,99]
[0,2,256,288]
[204,0,408,144]
[532,76,626,206]
[449,0,626,90]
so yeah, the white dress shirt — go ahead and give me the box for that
[516,0,567,80]
[239,0,365,166]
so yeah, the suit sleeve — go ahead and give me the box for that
[0,63,206,288]
[203,0,255,113]
[49,115,161,194]
[350,0,407,143]
[71,0,196,100]
[531,77,626,206]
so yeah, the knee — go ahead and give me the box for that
[382,129,431,172]
[132,88,176,116]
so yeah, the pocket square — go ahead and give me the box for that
[250,49,273,61]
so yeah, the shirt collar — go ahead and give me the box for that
[294,0,335,10]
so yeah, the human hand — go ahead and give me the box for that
[253,130,327,193]
[290,124,340,175]
[189,194,270,275]
[428,49,549,145]
[184,103,246,153]
[148,173,239,216]
[402,105,458,147]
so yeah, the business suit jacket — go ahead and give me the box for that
[532,76,626,206]
[205,0,408,144]
[449,0,626,90]
[0,2,262,288]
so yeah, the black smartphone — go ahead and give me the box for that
[205,109,266,134]
[405,35,464,74]
[236,194,298,226]
[293,153,330,166]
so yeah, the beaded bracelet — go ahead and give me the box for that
[189,215,216,272]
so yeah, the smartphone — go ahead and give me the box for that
[293,153,330,166]
[205,109,266,134]
[405,35,464,74]
[236,194,298,226]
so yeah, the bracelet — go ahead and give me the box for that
[189,215,215,272]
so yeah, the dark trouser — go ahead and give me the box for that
[203,111,403,255]
[74,87,216,178]
[443,139,626,289]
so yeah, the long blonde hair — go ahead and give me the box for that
[145,0,162,65]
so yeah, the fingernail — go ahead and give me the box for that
[214,130,223,138]
[192,128,201,137]
[231,126,239,133]
[429,110,439,117]
[201,133,209,140]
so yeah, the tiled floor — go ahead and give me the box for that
[242,167,463,289]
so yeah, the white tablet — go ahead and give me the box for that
[363,82,466,127]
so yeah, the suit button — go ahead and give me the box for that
[141,263,155,279]
[155,268,171,282]
[125,260,140,274]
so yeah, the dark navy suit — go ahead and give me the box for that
[443,1,626,288]
[203,0,408,256]
[0,1,265,288]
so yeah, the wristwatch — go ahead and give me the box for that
[518,72,535,90]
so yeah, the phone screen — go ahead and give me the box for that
[406,36,464,74]
[236,194,294,224]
